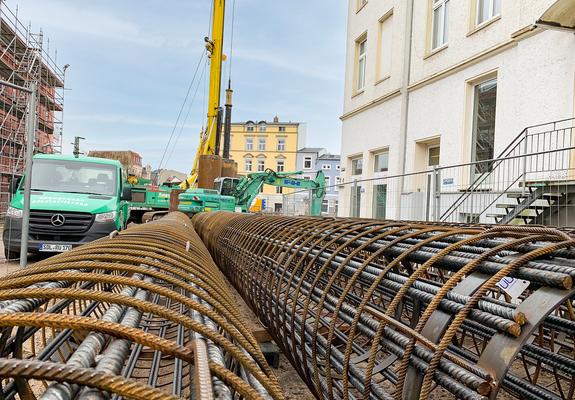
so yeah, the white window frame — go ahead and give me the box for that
[257,159,265,172]
[277,138,285,151]
[322,164,331,170]
[377,10,393,81]
[351,157,363,176]
[336,165,341,170]
[244,159,253,172]
[246,123,255,132]
[258,138,266,151]
[245,138,253,151]
[276,186,283,194]
[303,157,313,170]
[325,176,331,188]
[276,160,285,172]
[432,0,449,50]
[258,123,267,132]
[373,150,389,173]
[334,176,340,192]
[427,145,441,168]
[356,37,367,92]
[476,0,500,26]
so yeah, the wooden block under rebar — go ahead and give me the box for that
[251,327,273,343]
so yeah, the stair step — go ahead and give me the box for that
[542,193,564,199]
[486,213,505,219]
[506,192,528,199]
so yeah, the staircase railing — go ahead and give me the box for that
[440,117,575,222]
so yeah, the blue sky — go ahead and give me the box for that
[9,0,348,172]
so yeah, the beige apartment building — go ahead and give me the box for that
[339,0,575,222]
[224,117,306,213]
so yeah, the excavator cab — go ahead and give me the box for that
[214,177,241,196]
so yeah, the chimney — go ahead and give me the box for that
[273,115,279,123]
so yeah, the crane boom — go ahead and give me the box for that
[184,0,226,189]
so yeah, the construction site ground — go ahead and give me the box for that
[0,223,314,399]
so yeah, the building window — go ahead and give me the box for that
[374,151,389,172]
[356,37,367,91]
[351,157,363,175]
[325,176,331,189]
[276,160,285,172]
[377,12,393,80]
[472,78,497,175]
[373,184,387,219]
[245,138,253,151]
[258,138,266,151]
[432,0,449,50]
[246,122,255,132]
[278,126,286,132]
[321,200,329,214]
[303,157,312,170]
[322,164,331,170]
[350,185,361,218]
[276,186,283,194]
[428,146,440,167]
[257,159,265,172]
[277,138,285,151]
[477,0,500,25]
[336,165,341,170]
[334,177,339,192]
[244,159,253,172]
[258,122,267,132]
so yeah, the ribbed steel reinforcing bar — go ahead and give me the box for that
[193,212,575,400]
[0,212,281,400]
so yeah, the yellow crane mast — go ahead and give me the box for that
[183,0,226,189]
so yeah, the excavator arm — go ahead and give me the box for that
[232,169,326,215]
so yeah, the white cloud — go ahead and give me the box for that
[67,113,200,130]
[9,1,171,48]
[235,47,341,82]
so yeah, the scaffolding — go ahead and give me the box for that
[0,0,64,214]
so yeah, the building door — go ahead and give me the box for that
[350,185,361,217]
[471,78,497,176]
[274,203,283,213]
[373,184,387,219]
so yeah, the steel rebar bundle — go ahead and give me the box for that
[193,212,575,400]
[0,212,282,400]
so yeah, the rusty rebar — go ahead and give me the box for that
[193,212,575,400]
[0,212,282,400]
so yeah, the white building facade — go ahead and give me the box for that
[339,0,575,221]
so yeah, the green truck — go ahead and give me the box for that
[2,154,133,259]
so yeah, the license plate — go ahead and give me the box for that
[39,244,73,252]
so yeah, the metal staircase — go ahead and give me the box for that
[440,117,575,225]
[486,183,567,224]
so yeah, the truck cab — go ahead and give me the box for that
[2,154,132,259]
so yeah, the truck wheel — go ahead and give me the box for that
[4,248,19,260]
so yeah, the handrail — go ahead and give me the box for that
[440,117,575,221]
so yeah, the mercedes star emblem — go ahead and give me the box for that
[50,214,66,227]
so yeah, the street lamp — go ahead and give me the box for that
[0,80,37,268]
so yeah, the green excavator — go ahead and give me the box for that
[129,169,326,222]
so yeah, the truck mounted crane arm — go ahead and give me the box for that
[183,0,226,189]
